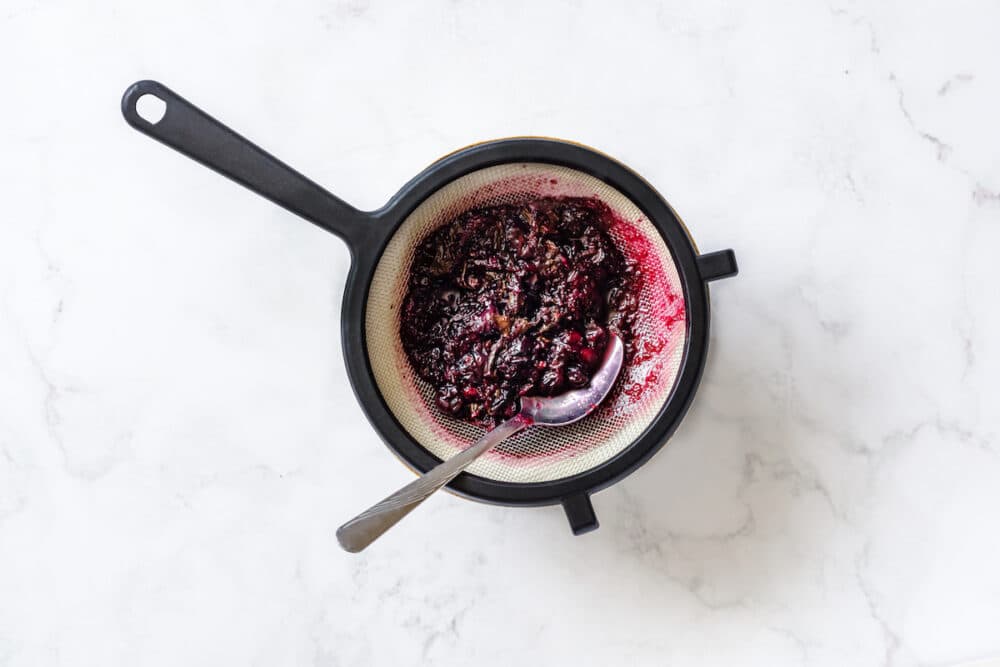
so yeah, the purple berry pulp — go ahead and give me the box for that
[401,197,641,427]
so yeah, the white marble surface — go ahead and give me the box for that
[2,1,999,665]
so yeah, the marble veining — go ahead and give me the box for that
[1,1,999,665]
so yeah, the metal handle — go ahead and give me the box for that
[336,415,531,552]
[121,80,368,245]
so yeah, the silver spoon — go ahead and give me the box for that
[337,334,625,552]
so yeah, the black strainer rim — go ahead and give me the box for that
[342,139,737,532]
[119,81,735,535]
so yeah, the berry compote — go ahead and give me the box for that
[401,197,640,427]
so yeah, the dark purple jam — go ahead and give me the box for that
[401,197,640,427]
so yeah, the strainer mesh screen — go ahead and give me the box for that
[366,163,686,483]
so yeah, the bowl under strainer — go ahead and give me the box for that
[365,163,687,484]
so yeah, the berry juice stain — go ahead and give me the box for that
[606,214,686,407]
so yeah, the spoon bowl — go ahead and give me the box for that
[520,335,625,427]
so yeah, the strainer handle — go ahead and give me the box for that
[121,80,369,244]
[336,415,532,552]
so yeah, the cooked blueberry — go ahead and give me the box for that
[566,365,588,387]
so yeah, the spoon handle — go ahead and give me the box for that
[336,415,531,552]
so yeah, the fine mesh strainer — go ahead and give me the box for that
[122,80,738,535]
